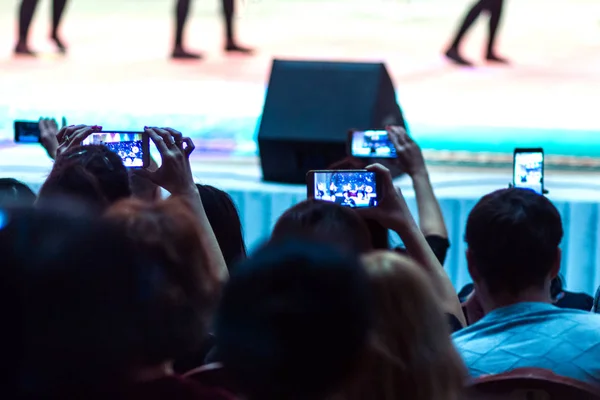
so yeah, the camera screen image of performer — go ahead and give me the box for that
[83,132,144,168]
[313,171,378,208]
[351,130,396,158]
[514,152,543,194]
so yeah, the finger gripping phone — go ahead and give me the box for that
[513,148,544,195]
[348,130,397,159]
[14,121,41,143]
[82,131,150,168]
[307,169,379,208]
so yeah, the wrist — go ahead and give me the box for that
[389,215,419,235]
[170,184,199,197]
[409,168,428,179]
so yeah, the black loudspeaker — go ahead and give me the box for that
[257,59,407,184]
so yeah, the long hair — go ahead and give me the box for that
[104,197,220,364]
[344,251,467,400]
[196,184,246,270]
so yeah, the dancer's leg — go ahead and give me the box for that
[173,0,201,58]
[486,0,508,62]
[223,0,253,53]
[51,0,68,52]
[444,0,488,66]
[16,0,39,54]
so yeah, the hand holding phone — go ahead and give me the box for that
[358,163,416,232]
[513,148,544,195]
[387,126,426,177]
[307,169,379,208]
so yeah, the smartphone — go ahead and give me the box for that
[513,148,544,195]
[349,130,397,159]
[307,169,379,208]
[14,120,41,143]
[82,131,149,168]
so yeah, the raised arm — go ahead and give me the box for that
[137,127,228,284]
[388,126,448,239]
[360,163,465,327]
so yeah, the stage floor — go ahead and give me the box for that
[0,0,600,168]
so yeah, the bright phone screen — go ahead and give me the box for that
[351,130,397,158]
[82,132,145,168]
[312,171,378,208]
[513,151,543,194]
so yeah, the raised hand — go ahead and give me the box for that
[387,126,426,177]
[39,117,69,160]
[358,163,414,231]
[137,127,196,195]
[55,124,102,158]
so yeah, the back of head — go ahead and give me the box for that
[465,188,563,296]
[271,199,372,255]
[37,145,131,212]
[0,178,36,207]
[351,251,466,400]
[196,184,246,270]
[216,239,372,400]
[0,206,158,396]
[105,197,220,364]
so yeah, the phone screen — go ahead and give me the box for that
[14,121,41,143]
[513,150,544,194]
[311,171,378,208]
[82,132,146,168]
[351,130,396,158]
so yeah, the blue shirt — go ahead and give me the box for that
[453,302,600,385]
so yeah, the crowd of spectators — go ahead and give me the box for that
[1,121,600,399]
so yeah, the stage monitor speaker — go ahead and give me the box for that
[257,59,407,184]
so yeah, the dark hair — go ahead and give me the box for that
[271,199,372,255]
[105,197,220,365]
[196,184,246,270]
[37,145,131,212]
[0,206,161,397]
[0,178,36,206]
[216,239,372,400]
[465,188,563,295]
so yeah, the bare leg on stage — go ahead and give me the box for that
[51,0,69,53]
[223,0,253,54]
[173,0,202,59]
[172,0,253,59]
[444,0,508,66]
[16,0,69,55]
[16,0,39,55]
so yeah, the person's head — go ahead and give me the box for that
[0,206,161,397]
[104,197,220,365]
[37,145,131,212]
[216,239,372,400]
[196,184,246,270]
[465,188,563,307]
[0,178,36,206]
[271,199,372,255]
[345,251,466,400]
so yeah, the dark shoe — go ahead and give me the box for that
[486,53,510,64]
[172,47,203,60]
[51,35,67,54]
[14,42,36,56]
[445,47,473,67]
[225,42,254,54]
